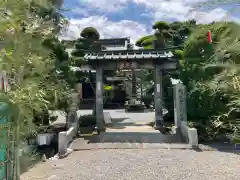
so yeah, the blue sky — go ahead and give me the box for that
[60,0,239,43]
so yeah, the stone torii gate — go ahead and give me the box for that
[84,40,179,132]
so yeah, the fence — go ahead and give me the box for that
[0,102,16,180]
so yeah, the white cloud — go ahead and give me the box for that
[191,8,235,24]
[61,0,239,44]
[60,16,151,44]
[79,0,129,12]
[77,0,238,23]
[71,8,90,16]
[134,0,238,23]
[151,1,192,21]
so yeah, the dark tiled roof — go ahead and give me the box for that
[84,50,174,60]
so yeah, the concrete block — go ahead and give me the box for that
[188,128,198,147]
[37,133,53,146]
[58,131,67,155]
[179,121,199,147]
[104,112,112,124]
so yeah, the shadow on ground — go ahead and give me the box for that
[88,132,184,144]
[105,117,146,129]
[198,141,240,155]
[74,115,184,147]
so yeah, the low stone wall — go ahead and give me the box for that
[58,109,79,155]
[58,90,80,155]
[58,122,78,155]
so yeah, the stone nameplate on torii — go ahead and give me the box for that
[119,61,139,70]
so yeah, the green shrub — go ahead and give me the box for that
[79,115,96,127]
[142,95,153,107]
[135,35,154,47]
[152,21,170,30]
[80,27,100,40]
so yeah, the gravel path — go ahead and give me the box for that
[21,149,240,180]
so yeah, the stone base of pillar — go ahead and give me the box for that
[154,120,163,130]
[94,125,106,133]
[171,126,181,135]
[154,126,161,130]
[154,125,163,130]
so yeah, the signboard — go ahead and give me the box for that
[119,61,138,69]
[174,83,187,128]
[104,85,113,91]
[178,87,187,122]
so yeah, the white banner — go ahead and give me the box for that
[0,71,10,92]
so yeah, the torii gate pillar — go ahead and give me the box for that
[154,64,164,129]
[95,64,105,131]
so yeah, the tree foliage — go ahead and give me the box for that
[80,27,100,40]
[183,21,240,142]
[152,21,170,30]
[0,0,70,138]
[136,20,195,49]
[135,35,154,47]
[136,18,240,143]
[71,27,100,68]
